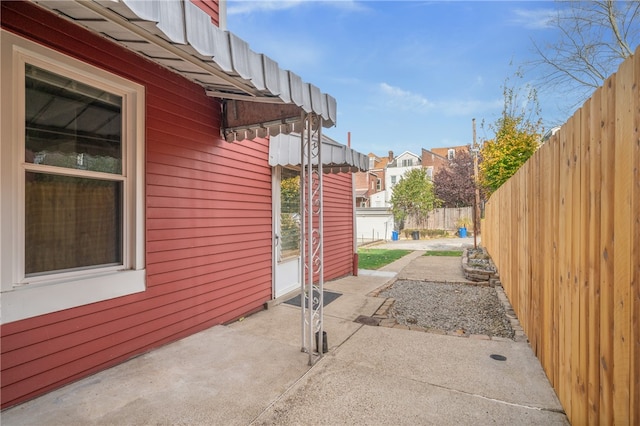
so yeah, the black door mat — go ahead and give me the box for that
[284,290,342,309]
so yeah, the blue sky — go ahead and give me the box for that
[226,1,578,156]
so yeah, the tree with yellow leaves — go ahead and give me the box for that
[479,74,543,195]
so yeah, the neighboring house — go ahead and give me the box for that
[369,191,387,207]
[357,147,469,208]
[0,0,366,409]
[384,150,421,205]
[354,146,468,237]
[354,170,377,207]
[355,207,394,243]
[431,145,470,162]
[354,152,390,208]
[541,126,561,144]
[420,148,449,181]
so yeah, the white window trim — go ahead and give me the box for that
[1,30,146,324]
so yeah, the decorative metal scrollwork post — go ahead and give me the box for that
[299,112,324,365]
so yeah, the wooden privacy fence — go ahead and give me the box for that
[483,47,638,425]
[405,206,473,230]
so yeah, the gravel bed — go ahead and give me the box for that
[379,280,514,339]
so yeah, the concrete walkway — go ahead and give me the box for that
[1,239,568,425]
[374,235,478,252]
[397,255,476,283]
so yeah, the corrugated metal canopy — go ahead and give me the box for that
[31,0,337,139]
[269,133,368,174]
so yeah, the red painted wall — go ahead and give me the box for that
[1,1,271,409]
[191,0,221,27]
[324,173,356,279]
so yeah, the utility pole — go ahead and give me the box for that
[472,119,480,250]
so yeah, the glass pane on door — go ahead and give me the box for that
[279,168,300,261]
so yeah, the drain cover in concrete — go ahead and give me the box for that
[354,315,381,326]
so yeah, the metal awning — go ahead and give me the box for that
[31,0,337,141]
[269,133,368,174]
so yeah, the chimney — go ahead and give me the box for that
[388,150,394,161]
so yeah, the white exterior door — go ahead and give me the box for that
[272,167,301,299]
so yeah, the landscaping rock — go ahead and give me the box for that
[379,280,515,339]
[462,247,498,282]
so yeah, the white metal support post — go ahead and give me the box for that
[299,112,324,366]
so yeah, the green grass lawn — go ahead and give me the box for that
[423,250,463,257]
[358,248,412,270]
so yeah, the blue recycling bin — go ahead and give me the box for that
[392,230,399,241]
[458,227,467,238]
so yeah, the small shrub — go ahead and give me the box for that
[401,229,452,239]
[455,217,472,229]
[422,229,448,238]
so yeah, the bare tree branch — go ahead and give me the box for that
[528,0,639,112]
[604,0,633,57]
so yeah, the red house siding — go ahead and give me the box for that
[324,173,356,279]
[191,0,221,27]
[1,1,271,409]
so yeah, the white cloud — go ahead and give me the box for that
[227,0,367,16]
[378,82,434,110]
[227,1,305,15]
[376,82,501,116]
[440,98,503,116]
[510,8,557,30]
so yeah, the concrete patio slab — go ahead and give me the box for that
[1,326,310,426]
[1,239,568,426]
[253,326,566,426]
[229,303,364,353]
[333,326,563,410]
[324,273,393,295]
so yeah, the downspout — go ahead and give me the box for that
[218,0,227,30]
[350,132,358,276]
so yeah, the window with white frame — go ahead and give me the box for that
[401,158,413,167]
[24,64,126,275]
[448,149,455,160]
[376,179,381,191]
[1,31,145,324]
